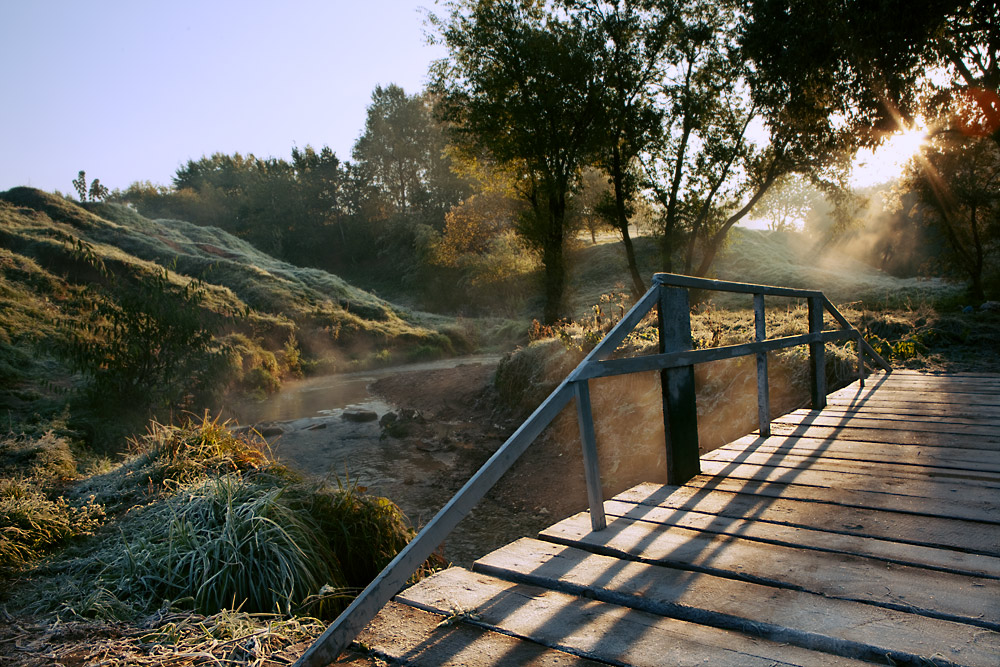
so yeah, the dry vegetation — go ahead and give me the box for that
[0,417,432,666]
[496,281,1000,499]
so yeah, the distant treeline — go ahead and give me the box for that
[108,1,999,312]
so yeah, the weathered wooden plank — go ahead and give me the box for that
[698,458,1000,507]
[822,399,1000,420]
[889,369,1000,377]
[825,388,1000,407]
[608,484,1000,562]
[474,538,1000,667]
[781,405,1000,426]
[702,447,1000,488]
[595,499,1000,575]
[868,371,1000,384]
[676,474,1000,524]
[765,422,1000,449]
[353,600,604,666]
[825,394,1000,410]
[888,371,1000,382]
[867,382,1000,396]
[719,434,1000,472]
[769,412,1000,438]
[399,566,867,666]
[866,373,1000,385]
[539,512,1000,630]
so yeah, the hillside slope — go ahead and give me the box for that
[566,227,960,314]
[0,187,453,429]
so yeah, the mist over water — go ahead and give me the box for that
[228,355,502,424]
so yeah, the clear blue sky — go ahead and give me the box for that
[0,1,446,194]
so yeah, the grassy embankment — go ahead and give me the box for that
[0,188,466,663]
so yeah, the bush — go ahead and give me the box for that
[59,258,231,417]
[289,479,417,589]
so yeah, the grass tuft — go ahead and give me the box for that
[0,476,104,569]
[116,474,345,617]
[133,413,274,488]
[4,414,432,626]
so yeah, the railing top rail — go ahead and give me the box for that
[653,272,824,299]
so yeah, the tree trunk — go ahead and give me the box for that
[695,167,781,277]
[610,145,646,296]
[968,201,986,302]
[542,191,567,324]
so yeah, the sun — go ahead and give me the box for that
[850,125,928,188]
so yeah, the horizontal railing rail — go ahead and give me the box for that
[295,273,891,666]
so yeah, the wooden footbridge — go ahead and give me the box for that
[298,275,1000,667]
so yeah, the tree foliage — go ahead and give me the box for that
[577,0,672,294]
[639,0,803,276]
[352,85,468,223]
[741,0,998,147]
[901,131,1000,300]
[754,174,824,232]
[432,0,607,322]
[72,171,109,202]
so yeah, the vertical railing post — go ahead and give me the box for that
[856,330,866,388]
[657,284,700,485]
[574,380,606,531]
[754,293,771,437]
[808,296,827,409]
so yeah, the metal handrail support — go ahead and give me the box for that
[295,274,891,666]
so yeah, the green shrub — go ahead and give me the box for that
[58,259,231,415]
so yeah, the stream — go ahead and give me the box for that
[228,354,502,425]
[220,355,508,565]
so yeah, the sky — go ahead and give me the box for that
[1,1,922,199]
[0,0,447,194]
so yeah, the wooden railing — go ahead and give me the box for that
[295,273,892,666]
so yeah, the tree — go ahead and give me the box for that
[640,0,797,277]
[573,166,612,245]
[901,130,1000,300]
[754,173,824,232]
[432,0,606,322]
[741,0,998,148]
[578,0,672,294]
[353,85,431,218]
[288,145,354,265]
[72,170,109,202]
[72,171,87,201]
[352,85,469,226]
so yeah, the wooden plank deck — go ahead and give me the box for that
[346,371,1000,666]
